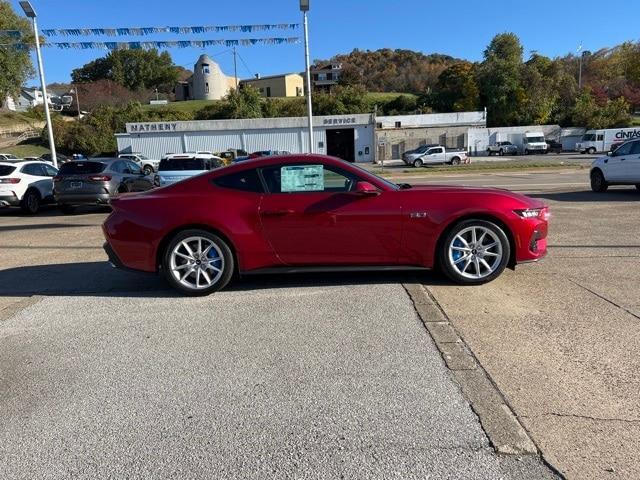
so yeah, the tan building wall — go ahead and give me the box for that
[240,74,304,98]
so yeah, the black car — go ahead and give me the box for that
[54,158,153,213]
[546,140,563,154]
[39,153,70,164]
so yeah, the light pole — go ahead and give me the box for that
[577,44,583,90]
[19,1,57,168]
[300,0,313,154]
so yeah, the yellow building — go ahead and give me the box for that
[239,73,304,98]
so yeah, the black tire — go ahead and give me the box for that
[498,149,504,156]
[635,184,640,191]
[413,158,424,168]
[524,149,530,155]
[487,149,492,156]
[450,157,461,165]
[58,204,76,214]
[20,189,40,214]
[143,165,154,176]
[162,229,234,296]
[590,169,608,192]
[587,147,596,155]
[438,219,510,285]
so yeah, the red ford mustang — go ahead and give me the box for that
[103,154,548,295]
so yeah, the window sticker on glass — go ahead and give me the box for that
[280,165,324,192]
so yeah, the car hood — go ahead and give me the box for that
[402,184,545,208]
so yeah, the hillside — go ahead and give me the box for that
[317,48,460,94]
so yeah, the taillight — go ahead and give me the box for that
[0,178,21,184]
[88,175,112,182]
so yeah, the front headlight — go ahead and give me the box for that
[514,207,550,220]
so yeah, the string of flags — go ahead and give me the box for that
[41,24,299,37]
[1,37,301,51]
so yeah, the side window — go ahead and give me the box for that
[630,141,640,155]
[44,164,58,177]
[261,164,357,194]
[111,161,126,174]
[21,164,41,176]
[614,142,634,156]
[597,134,604,141]
[127,161,140,173]
[213,170,263,193]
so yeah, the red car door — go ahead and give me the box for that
[259,162,402,266]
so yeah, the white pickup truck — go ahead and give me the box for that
[118,153,160,176]
[402,145,469,167]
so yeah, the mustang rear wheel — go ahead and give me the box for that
[439,220,510,285]
[163,229,234,295]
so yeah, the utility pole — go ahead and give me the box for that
[301,0,314,154]
[20,1,57,168]
[73,86,81,117]
[233,47,238,90]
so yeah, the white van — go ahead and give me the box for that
[520,132,548,155]
[576,128,640,154]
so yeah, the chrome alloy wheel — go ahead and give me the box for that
[448,226,503,280]
[169,236,224,290]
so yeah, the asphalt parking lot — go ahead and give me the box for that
[1,167,639,479]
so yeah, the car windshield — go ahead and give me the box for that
[582,134,596,141]
[138,155,149,160]
[349,163,400,191]
[159,157,207,171]
[58,161,106,174]
[0,165,16,176]
[527,136,545,143]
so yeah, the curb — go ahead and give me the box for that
[403,283,538,456]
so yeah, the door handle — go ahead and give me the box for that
[262,209,295,216]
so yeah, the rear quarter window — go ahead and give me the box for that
[0,165,16,176]
[213,170,263,193]
[58,162,106,174]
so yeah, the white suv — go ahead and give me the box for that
[118,153,160,176]
[0,160,58,213]
[590,139,640,192]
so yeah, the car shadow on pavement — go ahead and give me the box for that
[530,189,640,202]
[0,261,449,298]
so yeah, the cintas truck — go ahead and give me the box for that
[575,127,640,154]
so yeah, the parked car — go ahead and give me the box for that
[545,140,563,154]
[39,153,70,164]
[590,139,640,192]
[486,141,518,156]
[54,158,153,213]
[153,153,223,187]
[118,153,160,176]
[403,145,468,167]
[248,150,291,159]
[0,153,19,162]
[103,154,549,295]
[0,160,58,213]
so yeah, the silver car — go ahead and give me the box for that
[54,158,153,213]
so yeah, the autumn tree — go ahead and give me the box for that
[0,0,34,105]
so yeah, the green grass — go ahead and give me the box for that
[0,112,42,129]
[372,161,586,176]
[142,92,417,114]
[2,144,50,158]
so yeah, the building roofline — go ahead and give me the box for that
[240,73,303,82]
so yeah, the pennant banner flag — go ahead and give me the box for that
[41,24,299,37]
[29,37,301,50]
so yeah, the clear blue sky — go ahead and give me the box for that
[11,0,636,86]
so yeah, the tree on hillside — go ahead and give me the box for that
[477,33,525,126]
[322,48,458,93]
[71,49,179,92]
[427,62,480,112]
[0,0,34,105]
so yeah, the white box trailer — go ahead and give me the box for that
[575,127,640,154]
[508,131,548,154]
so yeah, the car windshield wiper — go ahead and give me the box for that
[399,183,412,190]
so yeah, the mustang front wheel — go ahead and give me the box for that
[439,220,510,285]
[163,229,234,295]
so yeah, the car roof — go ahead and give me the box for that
[76,158,119,163]
[0,160,51,167]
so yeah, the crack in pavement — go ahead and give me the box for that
[568,278,640,321]
[521,413,640,424]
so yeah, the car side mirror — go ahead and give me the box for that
[607,151,612,157]
[354,181,380,196]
